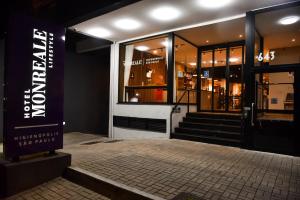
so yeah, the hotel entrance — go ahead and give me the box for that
[91,0,300,155]
[174,18,245,113]
[244,2,300,155]
[199,43,244,112]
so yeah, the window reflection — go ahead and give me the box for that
[201,50,213,68]
[214,48,226,67]
[256,72,294,121]
[201,50,213,110]
[229,46,243,111]
[119,36,168,103]
[174,37,197,104]
[255,5,300,66]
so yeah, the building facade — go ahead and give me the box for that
[73,1,300,155]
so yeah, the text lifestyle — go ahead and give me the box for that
[24,28,54,118]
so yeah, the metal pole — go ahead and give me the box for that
[187,90,190,113]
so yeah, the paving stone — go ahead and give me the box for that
[5,177,109,200]
[59,133,300,200]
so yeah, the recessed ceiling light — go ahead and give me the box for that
[278,16,300,25]
[198,0,233,9]
[150,6,181,21]
[239,34,243,38]
[153,50,158,54]
[86,27,112,38]
[292,38,296,42]
[206,40,209,43]
[114,18,141,30]
[135,46,149,51]
[189,62,197,66]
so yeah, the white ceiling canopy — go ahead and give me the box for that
[71,0,292,42]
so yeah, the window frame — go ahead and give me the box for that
[117,33,174,104]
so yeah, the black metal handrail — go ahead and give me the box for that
[170,69,197,136]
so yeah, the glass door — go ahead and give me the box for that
[228,46,243,111]
[200,50,213,110]
[255,71,294,121]
[213,48,227,111]
[199,45,244,112]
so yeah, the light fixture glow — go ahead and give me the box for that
[114,18,141,30]
[135,46,149,51]
[61,36,65,41]
[161,41,168,47]
[86,27,112,38]
[229,57,239,62]
[150,6,181,21]
[198,0,233,9]
[189,62,197,66]
[206,40,209,43]
[239,34,243,38]
[278,16,300,25]
[292,38,296,42]
[153,50,158,54]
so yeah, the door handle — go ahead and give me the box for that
[251,102,255,126]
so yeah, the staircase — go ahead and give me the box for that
[171,112,242,147]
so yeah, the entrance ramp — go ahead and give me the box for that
[64,166,166,200]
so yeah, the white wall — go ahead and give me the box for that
[109,43,193,139]
[171,105,197,133]
[268,72,294,110]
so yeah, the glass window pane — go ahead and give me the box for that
[213,78,226,111]
[256,72,294,121]
[174,37,197,104]
[229,46,243,65]
[201,51,212,68]
[214,48,226,67]
[119,36,168,103]
[228,65,242,111]
[229,46,243,111]
[212,48,226,110]
[255,6,300,66]
[200,68,212,110]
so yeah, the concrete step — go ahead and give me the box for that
[171,132,241,147]
[179,121,241,133]
[183,117,241,126]
[187,112,242,120]
[175,127,241,140]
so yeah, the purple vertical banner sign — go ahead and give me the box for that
[3,14,65,159]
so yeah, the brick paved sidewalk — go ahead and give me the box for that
[62,134,300,200]
[5,177,110,200]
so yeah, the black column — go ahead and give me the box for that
[197,48,201,112]
[167,33,174,104]
[225,47,230,111]
[211,50,215,111]
[294,69,300,156]
[243,11,256,148]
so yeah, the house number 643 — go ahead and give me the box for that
[257,51,275,62]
